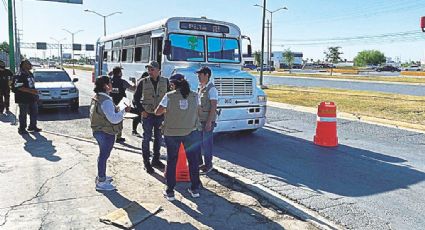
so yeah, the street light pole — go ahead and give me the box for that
[254,4,288,77]
[84,9,122,36]
[63,29,83,75]
[50,37,66,67]
[259,0,267,88]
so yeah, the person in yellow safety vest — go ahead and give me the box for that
[155,73,202,201]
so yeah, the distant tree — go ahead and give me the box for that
[0,42,9,53]
[324,46,343,76]
[253,51,261,66]
[354,50,386,67]
[283,49,295,73]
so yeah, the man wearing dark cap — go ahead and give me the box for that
[138,60,170,174]
[12,60,41,134]
[0,60,13,114]
[109,66,135,143]
[196,66,218,174]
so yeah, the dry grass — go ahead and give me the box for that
[265,85,425,126]
[250,71,425,84]
[63,65,94,72]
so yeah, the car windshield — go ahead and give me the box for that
[168,34,205,62]
[207,37,240,63]
[34,71,71,82]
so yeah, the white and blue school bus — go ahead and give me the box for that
[94,17,266,133]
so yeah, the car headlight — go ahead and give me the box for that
[69,88,77,93]
[258,95,267,103]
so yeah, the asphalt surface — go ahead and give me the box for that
[257,75,425,96]
[34,69,425,229]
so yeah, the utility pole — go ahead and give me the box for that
[254,3,288,88]
[8,0,16,73]
[259,0,267,88]
[266,20,270,67]
[63,29,83,75]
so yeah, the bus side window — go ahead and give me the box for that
[121,49,127,62]
[135,47,142,62]
[103,51,108,62]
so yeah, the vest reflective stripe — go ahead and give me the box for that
[317,117,337,122]
[140,77,168,114]
[163,91,200,136]
[199,83,217,122]
[90,94,123,135]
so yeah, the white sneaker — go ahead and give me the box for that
[188,188,200,198]
[163,190,176,201]
[96,181,116,191]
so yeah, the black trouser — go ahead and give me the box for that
[130,107,141,132]
[0,89,10,112]
[132,114,141,131]
[18,102,38,131]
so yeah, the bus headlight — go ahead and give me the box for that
[258,95,267,103]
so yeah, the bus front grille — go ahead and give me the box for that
[214,78,253,96]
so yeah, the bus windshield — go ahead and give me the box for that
[168,34,205,62]
[207,37,240,63]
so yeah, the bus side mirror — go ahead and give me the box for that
[163,40,171,56]
[247,45,252,57]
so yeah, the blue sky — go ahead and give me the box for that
[1,0,425,62]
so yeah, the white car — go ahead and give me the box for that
[33,69,79,111]
[403,65,422,71]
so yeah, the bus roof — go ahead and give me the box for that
[98,17,241,43]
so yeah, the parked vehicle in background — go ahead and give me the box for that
[403,65,421,71]
[256,64,275,71]
[375,65,401,72]
[33,69,79,111]
[243,64,257,70]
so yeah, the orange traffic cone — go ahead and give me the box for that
[314,101,338,147]
[175,143,191,182]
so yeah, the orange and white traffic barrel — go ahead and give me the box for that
[314,102,338,147]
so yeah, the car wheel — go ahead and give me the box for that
[70,100,79,112]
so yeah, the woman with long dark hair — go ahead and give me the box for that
[90,76,130,191]
[155,73,202,201]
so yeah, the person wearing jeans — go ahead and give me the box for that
[155,73,202,201]
[196,66,218,174]
[90,76,130,191]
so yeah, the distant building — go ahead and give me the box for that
[272,51,303,69]
[242,53,255,66]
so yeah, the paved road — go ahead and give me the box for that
[290,69,401,77]
[35,69,425,229]
[257,75,425,96]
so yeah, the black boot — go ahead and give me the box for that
[144,160,154,174]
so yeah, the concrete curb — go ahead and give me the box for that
[268,101,425,134]
[212,166,343,230]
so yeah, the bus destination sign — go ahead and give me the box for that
[180,22,230,33]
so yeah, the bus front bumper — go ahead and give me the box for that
[214,105,267,133]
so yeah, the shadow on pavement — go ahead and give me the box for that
[214,128,425,197]
[147,167,285,229]
[38,105,90,121]
[21,132,61,162]
[101,190,196,230]
[0,111,17,124]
